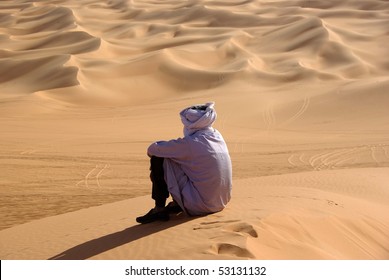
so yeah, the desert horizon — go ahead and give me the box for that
[1,0,388,260]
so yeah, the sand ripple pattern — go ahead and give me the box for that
[1,0,388,99]
[288,144,389,171]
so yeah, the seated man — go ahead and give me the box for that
[136,102,232,224]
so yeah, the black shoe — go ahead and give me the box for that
[166,201,183,214]
[136,208,170,224]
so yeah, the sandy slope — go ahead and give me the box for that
[1,168,388,260]
[1,0,389,259]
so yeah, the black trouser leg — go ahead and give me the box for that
[150,156,169,208]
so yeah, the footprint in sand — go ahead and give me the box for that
[192,219,239,230]
[224,222,259,238]
[201,220,259,259]
[211,242,255,259]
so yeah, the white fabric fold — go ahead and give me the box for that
[180,102,217,137]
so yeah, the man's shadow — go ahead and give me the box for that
[49,213,197,260]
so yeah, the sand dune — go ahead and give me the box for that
[2,0,388,97]
[1,0,389,259]
[1,168,388,260]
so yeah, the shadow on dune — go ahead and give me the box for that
[49,213,198,260]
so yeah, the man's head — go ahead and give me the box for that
[180,102,216,136]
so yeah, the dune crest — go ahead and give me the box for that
[1,168,388,260]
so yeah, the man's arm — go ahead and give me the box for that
[147,137,190,160]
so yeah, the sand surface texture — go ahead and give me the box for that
[1,0,389,259]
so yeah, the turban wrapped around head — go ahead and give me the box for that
[180,102,217,136]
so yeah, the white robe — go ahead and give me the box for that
[147,127,232,216]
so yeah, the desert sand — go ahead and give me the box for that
[0,0,389,260]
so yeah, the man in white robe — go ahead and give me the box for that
[136,102,232,224]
